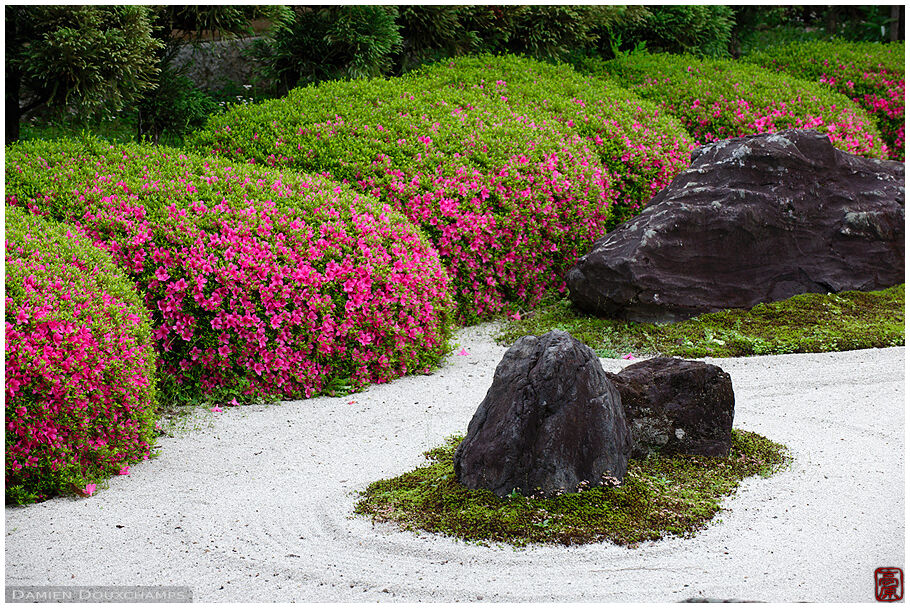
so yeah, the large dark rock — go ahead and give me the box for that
[607,357,734,458]
[568,129,905,322]
[453,331,631,497]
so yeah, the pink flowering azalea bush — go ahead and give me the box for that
[189,55,693,321]
[584,53,888,160]
[6,205,157,504]
[746,40,905,161]
[6,138,453,408]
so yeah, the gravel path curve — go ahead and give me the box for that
[5,323,904,602]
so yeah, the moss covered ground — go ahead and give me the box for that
[496,285,905,359]
[355,431,790,547]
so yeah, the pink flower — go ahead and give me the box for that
[211,406,223,413]
[83,483,96,497]
[119,466,130,475]
[622,353,636,360]
[457,347,469,356]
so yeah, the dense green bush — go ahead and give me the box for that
[608,5,735,58]
[746,40,905,160]
[189,54,694,321]
[136,66,219,145]
[6,138,453,407]
[6,205,158,504]
[248,6,402,95]
[584,52,888,159]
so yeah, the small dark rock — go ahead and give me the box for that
[608,357,734,458]
[568,129,905,322]
[453,331,632,497]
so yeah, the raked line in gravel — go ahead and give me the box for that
[5,323,904,602]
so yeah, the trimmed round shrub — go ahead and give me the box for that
[746,40,905,160]
[583,52,888,159]
[189,54,694,321]
[6,205,157,504]
[5,138,453,407]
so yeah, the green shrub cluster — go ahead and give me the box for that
[190,54,693,320]
[6,205,158,504]
[606,5,735,58]
[745,40,905,160]
[584,52,888,159]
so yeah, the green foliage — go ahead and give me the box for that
[497,285,905,359]
[583,52,887,159]
[355,430,790,547]
[6,5,162,142]
[610,5,735,58]
[6,205,158,504]
[731,6,903,54]
[393,6,483,73]
[189,54,692,321]
[745,39,905,160]
[249,6,402,94]
[150,5,265,45]
[136,66,219,145]
[479,5,614,63]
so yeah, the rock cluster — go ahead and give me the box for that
[453,331,631,498]
[454,332,735,497]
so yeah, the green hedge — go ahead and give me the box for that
[6,137,453,407]
[189,54,694,321]
[6,205,158,503]
[746,40,905,160]
[583,52,888,159]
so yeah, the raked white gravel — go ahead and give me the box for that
[5,323,904,602]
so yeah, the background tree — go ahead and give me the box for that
[5,5,161,143]
[249,6,401,96]
[135,5,271,144]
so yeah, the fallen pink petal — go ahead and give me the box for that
[622,354,636,360]
[458,348,469,356]
[83,484,96,497]
[211,406,223,413]
[119,467,130,475]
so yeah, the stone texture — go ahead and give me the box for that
[567,129,905,322]
[607,357,734,458]
[173,38,265,90]
[453,331,631,497]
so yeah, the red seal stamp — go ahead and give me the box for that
[875,567,903,602]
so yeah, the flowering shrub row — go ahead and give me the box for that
[583,53,888,160]
[6,205,157,504]
[189,54,694,321]
[746,40,905,160]
[6,138,453,409]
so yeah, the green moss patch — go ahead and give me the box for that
[355,430,790,547]
[496,285,905,359]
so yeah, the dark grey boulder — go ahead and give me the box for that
[607,357,734,458]
[453,330,632,497]
[567,129,905,322]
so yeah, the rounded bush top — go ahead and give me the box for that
[745,40,904,160]
[6,204,157,503]
[586,52,889,159]
[6,138,454,406]
[189,54,694,320]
